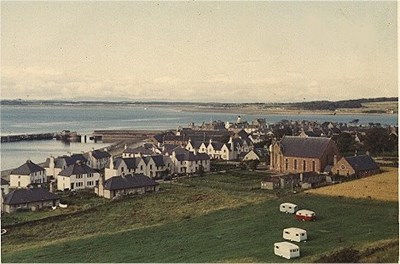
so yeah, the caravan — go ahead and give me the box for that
[295,209,316,221]
[283,227,307,242]
[280,203,298,214]
[274,242,300,259]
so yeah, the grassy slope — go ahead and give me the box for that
[1,171,398,263]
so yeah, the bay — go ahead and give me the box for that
[1,105,398,170]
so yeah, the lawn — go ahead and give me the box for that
[1,170,398,262]
[305,167,398,202]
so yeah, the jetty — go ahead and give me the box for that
[1,133,56,143]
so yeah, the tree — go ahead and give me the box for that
[364,127,393,154]
[334,132,356,155]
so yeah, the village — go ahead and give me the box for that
[0,115,398,261]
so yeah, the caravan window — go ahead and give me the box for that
[296,234,299,236]
[282,205,285,208]
[285,231,290,234]
[275,246,279,249]
[301,233,305,236]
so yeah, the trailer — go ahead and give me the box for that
[274,241,300,259]
[283,227,307,242]
[295,209,316,221]
[280,202,298,214]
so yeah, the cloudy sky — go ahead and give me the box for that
[1,1,397,103]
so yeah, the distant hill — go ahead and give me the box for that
[288,97,398,111]
[0,97,397,111]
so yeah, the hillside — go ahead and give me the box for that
[1,170,398,262]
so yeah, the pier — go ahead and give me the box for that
[1,133,56,143]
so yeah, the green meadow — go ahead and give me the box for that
[1,171,398,262]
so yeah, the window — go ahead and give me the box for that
[150,165,153,170]
[275,246,279,249]
[312,160,316,172]
[303,160,306,171]
[285,159,289,170]
[295,234,299,236]
[294,160,297,170]
[121,167,124,172]
[285,231,290,234]
[140,165,143,170]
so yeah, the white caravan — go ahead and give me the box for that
[274,242,300,259]
[280,202,298,214]
[283,227,307,242]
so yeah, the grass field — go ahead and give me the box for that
[1,170,398,262]
[305,167,398,202]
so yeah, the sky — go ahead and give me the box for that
[1,1,398,103]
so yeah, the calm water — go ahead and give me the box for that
[1,105,398,170]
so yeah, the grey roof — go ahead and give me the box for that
[1,178,9,186]
[279,136,333,159]
[344,155,379,171]
[123,146,155,156]
[4,187,59,205]
[91,150,110,159]
[45,154,88,169]
[113,157,142,170]
[11,160,45,175]
[175,149,210,162]
[210,142,224,151]
[103,174,158,191]
[187,140,204,149]
[151,155,165,167]
[58,162,97,177]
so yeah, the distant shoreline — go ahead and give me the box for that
[1,102,397,117]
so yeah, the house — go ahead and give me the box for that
[2,187,60,213]
[44,154,88,178]
[331,154,380,177]
[261,177,281,190]
[10,160,47,188]
[85,149,111,170]
[270,136,341,173]
[95,174,159,199]
[143,155,173,178]
[122,146,156,158]
[242,149,268,162]
[185,139,204,152]
[105,155,173,179]
[57,161,100,191]
[170,148,210,175]
[1,178,10,195]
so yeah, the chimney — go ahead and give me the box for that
[124,144,127,150]
[354,150,358,156]
[300,173,303,182]
[193,148,197,155]
[50,155,55,168]
[49,180,54,193]
[333,155,337,165]
[109,156,114,169]
[209,138,213,145]
[229,136,233,144]
[366,151,370,156]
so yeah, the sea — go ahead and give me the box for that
[1,105,398,171]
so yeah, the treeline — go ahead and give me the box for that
[290,97,398,111]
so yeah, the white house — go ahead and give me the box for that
[85,149,110,170]
[170,148,210,175]
[44,154,88,178]
[57,161,100,191]
[10,160,47,188]
[105,155,173,179]
[105,157,146,180]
